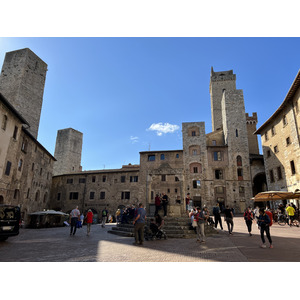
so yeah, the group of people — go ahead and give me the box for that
[277,203,298,225]
[68,206,110,236]
[188,202,277,249]
[242,206,273,248]
[118,205,137,224]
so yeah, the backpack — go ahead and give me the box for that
[265,211,273,226]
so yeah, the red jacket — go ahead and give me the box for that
[86,211,93,223]
[155,196,161,206]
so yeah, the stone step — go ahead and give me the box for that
[108,217,218,239]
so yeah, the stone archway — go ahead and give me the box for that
[253,172,267,207]
[253,172,267,196]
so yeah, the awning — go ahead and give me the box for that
[252,191,300,202]
[29,210,69,216]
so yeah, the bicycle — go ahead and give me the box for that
[277,214,299,227]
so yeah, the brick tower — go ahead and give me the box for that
[53,128,83,176]
[0,48,48,139]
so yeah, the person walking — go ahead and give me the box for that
[69,206,80,236]
[86,209,93,236]
[257,208,273,248]
[213,203,223,230]
[185,193,191,213]
[286,204,295,226]
[194,207,206,243]
[224,205,234,235]
[243,206,253,236]
[101,207,108,228]
[132,203,147,246]
[154,194,161,216]
[80,213,84,226]
[161,193,169,217]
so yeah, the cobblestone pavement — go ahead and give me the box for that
[1,216,300,262]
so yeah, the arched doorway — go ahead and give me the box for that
[253,173,267,207]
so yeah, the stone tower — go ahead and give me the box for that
[209,67,236,131]
[53,128,83,176]
[182,122,208,207]
[0,48,48,139]
[246,112,259,154]
[221,88,250,176]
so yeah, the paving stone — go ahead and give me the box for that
[1,216,300,262]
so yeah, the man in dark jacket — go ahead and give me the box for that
[224,205,234,235]
[258,208,273,248]
[161,193,168,217]
[213,203,223,230]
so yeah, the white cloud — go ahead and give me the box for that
[148,122,180,136]
[130,136,139,143]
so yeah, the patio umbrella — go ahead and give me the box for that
[252,191,300,202]
[29,210,69,216]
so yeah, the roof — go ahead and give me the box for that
[0,93,29,125]
[139,149,183,154]
[255,69,300,134]
[52,167,140,178]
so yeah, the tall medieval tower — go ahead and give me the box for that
[0,48,48,139]
[53,128,83,176]
[209,67,236,131]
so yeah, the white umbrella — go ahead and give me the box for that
[29,210,69,216]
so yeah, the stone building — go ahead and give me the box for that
[51,164,141,218]
[1,47,268,221]
[255,70,300,197]
[51,67,266,215]
[0,49,55,223]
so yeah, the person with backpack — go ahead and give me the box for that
[243,206,254,236]
[101,207,108,228]
[213,203,223,230]
[257,208,273,248]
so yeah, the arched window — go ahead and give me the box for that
[237,155,242,166]
[35,190,40,202]
[189,145,200,156]
[190,163,202,174]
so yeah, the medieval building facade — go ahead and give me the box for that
[1,47,269,224]
[0,49,55,222]
[255,70,300,195]
[50,68,266,217]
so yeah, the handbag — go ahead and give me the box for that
[192,220,197,227]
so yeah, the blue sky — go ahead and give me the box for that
[1,37,300,171]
